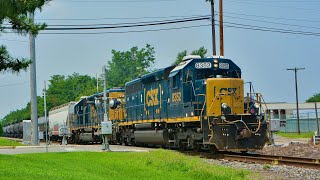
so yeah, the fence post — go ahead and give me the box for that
[315,103,319,136]
[308,112,310,132]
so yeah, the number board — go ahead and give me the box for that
[195,62,212,69]
[219,63,230,69]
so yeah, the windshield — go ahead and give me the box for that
[196,69,241,80]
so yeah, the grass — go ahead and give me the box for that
[0,150,250,180]
[0,137,23,146]
[275,132,314,139]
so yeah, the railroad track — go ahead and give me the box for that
[184,151,320,170]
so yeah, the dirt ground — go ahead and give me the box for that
[256,135,320,159]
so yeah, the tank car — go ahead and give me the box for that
[8,124,14,137]
[2,126,7,137]
[12,122,23,138]
[112,56,269,152]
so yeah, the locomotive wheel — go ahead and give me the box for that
[178,141,186,151]
[130,139,136,146]
[193,143,201,152]
[209,145,218,154]
[122,138,128,146]
[75,134,80,144]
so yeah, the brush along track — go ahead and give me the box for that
[184,152,320,170]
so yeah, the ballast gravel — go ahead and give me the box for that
[205,158,320,180]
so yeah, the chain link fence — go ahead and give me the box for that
[280,112,320,133]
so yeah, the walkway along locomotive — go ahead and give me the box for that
[113,55,269,152]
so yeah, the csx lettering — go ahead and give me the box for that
[220,88,237,95]
[146,89,159,106]
[172,92,181,102]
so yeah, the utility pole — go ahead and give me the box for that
[43,81,48,152]
[29,12,39,145]
[315,103,319,136]
[210,0,217,56]
[219,0,224,56]
[287,67,305,135]
[103,66,107,116]
[96,73,99,93]
[102,66,110,151]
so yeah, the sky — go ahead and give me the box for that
[0,0,320,119]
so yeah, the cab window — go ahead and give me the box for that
[184,69,193,82]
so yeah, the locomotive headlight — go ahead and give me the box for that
[109,99,115,108]
[254,103,260,109]
[214,64,219,68]
[221,103,228,109]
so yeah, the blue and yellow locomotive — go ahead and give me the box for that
[113,55,269,152]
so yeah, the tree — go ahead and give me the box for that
[106,44,155,87]
[46,73,98,109]
[306,93,320,102]
[0,45,30,73]
[0,122,3,136]
[1,73,98,125]
[0,0,50,73]
[1,97,44,126]
[173,47,208,65]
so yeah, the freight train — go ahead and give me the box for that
[2,118,47,139]
[2,122,23,138]
[2,56,269,152]
[48,55,269,152]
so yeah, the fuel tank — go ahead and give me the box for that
[134,130,168,145]
[79,133,94,142]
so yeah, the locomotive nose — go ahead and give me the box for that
[205,78,244,116]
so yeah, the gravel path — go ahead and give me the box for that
[206,159,320,180]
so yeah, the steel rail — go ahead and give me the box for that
[183,151,320,170]
[222,154,320,170]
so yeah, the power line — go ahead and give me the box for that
[4,17,210,31]
[70,0,177,2]
[43,15,210,27]
[35,14,207,21]
[0,38,28,43]
[222,14,320,30]
[3,14,320,37]
[223,11,320,23]
[0,82,29,88]
[36,12,320,23]
[39,20,320,37]
[223,23,320,37]
[231,0,320,2]
[225,0,319,11]
[40,24,211,35]
[223,21,320,36]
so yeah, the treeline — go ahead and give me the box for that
[1,45,208,125]
[1,73,98,126]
